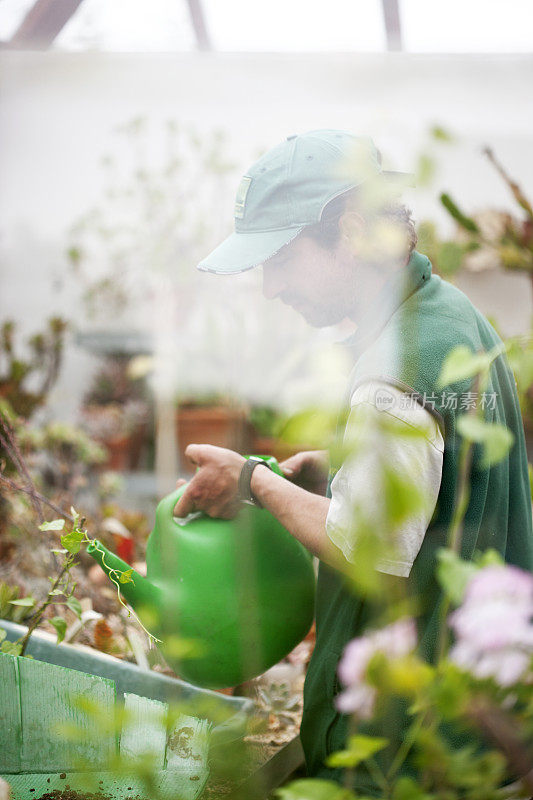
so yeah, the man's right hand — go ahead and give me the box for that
[279,450,329,496]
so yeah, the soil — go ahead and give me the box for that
[35,792,113,800]
[35,792,144,800]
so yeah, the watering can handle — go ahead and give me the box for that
[156,455,282,525]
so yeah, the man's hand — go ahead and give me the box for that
[174,444,246,519]
[279,450,329,496]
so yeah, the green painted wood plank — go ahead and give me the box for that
[0,653,22,773]
[165,713,210,796]
[148,767,210,800]
[17,656,116,773]
[3,769,209,800]
[120,693,167,766]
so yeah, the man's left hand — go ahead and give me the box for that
[174,444,246,519]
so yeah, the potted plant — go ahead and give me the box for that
[80,357,151,471]
[176,395,252,473]
[0,318,68,422]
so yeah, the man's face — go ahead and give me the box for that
[261,232,363,328]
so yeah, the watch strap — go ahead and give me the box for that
[238,457,271,507]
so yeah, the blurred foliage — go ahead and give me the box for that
[276,780,358,799]
[249,405,284,438]
[417,145,533,279]
[0,317,68,421]
[66,119,236,318]
[0,581,35,625]
[17,418,107,495]
[278,407,339,451]
[416,220,472,278]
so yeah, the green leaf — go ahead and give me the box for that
[346,521,387,597]
[481,425,514,468]
[475,548,504,568]
[437,345,490,389]
[392,776,432,800]
[326,735,388,769]
[506,340,533,396]
[66,597,82,619]
[367,653,434,697]
[70,506,80,522]
[278,408,337,449]
[39,519,65,531]
[119,568,134,584]
[1,639,22,656]
[382,465,425,529]
[440,193,480,234]
[61,529,84,554]
[0,628,6,643]
[8,597,36,608]
[49,616,67,644]
[436,241,465,276]
[429,662,470,720]
[416,153,436,186]
[436,549,478,605]
[275,779,357,800]
[51,548,69,555]
[457,416,514,467]
[430,125,455,143]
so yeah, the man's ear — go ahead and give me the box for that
[338,211,365,250]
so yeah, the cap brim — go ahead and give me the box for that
[197,226,305,275]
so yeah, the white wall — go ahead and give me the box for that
[1,52,532,420]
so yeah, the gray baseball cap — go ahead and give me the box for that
[197,129,413,275]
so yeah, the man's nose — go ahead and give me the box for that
[262,266,287,300]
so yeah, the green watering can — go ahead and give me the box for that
[87,456,315,689]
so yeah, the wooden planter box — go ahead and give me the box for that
[0,650,211,800]
[0,621,256,800]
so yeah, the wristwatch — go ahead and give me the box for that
[237,457,272,507]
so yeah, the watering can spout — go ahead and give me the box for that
[86,539,161,613]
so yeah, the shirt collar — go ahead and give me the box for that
[342,250,432,356]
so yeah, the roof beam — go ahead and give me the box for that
[381,0,403,51]
[185,0,212,51]
[8,0,84,49]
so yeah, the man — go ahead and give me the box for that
[174,130,533,791]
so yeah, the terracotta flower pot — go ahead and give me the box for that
[176,405,253,473]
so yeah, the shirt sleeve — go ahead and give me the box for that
[325,379,444,578]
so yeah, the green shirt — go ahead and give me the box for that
[300,251,533,793]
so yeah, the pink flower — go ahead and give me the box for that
[462,565,533,605]
[336,618,417,718]
[449,564,533,687]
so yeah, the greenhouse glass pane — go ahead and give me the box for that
[204,0,385,52]
[55,0,195,51]
[401,0,533,53]
[0,0,38,41]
